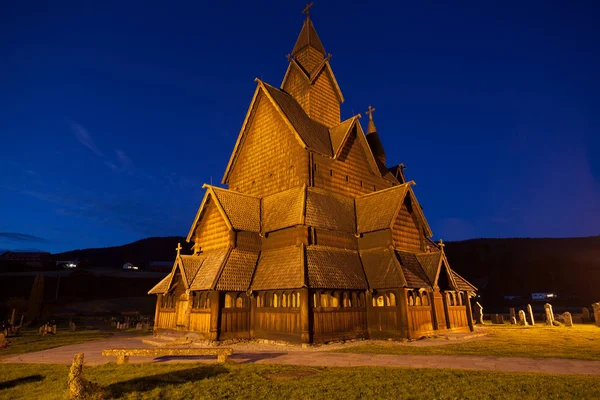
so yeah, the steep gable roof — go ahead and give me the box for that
[415,252,443,286]
[215,248,260,291]
[178,255,204,288]
[292,17,326,56]
[396,250,432,288]
[189,247,231,291]
[335,121,382,177]
[252,245,305,290]
[329,117,356,155]
[360,247,407,289]
[186,186,260,242]
[306,246,367,289]
[305,187,355,233]
[262,185,306,233]
[355,184,411,233]
[261,81,332,156]
[148,273,172,295]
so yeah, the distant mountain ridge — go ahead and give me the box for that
[52,235,600,306]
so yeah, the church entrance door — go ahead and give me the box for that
[176,293,188,329]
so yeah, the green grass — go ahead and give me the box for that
[0,327,112,359]
[1,362,600,399]
[333,324,600,360]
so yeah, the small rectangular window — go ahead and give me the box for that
[329,169,333,176]
[345,175,349,182]
[360,180,363,187]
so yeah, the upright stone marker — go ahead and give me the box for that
[509,308,516,322]
[563,312,573,327]
[544,303,555,326]
[9,309,16,326]
[582,307,590,322]
[527,304,535,326]
[593,303,600,327]
[474,302,484,324]
[518,310,528,326]
[510,316,517,325]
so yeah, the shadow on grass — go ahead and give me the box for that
[0,375,44,390]
[105,364,227,398]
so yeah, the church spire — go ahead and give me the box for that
[365,106,386,166]
[292,3,326,70]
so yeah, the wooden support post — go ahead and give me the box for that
[185,292,193,331]
[249,293,256,339]
[464,292,474,332]
[442,291,451,329]
[154,295,162,333]
[429,290,440,331]
[209,291,221,341]
[365,291,374,339]
[396,289,409,338]
[300,288,312,344]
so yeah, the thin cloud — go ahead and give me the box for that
[115,149,134,171]
[0,232,50,244]
[69,121,103,157]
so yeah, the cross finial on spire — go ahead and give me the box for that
[366,105,376,121]
[302,2,314,19]
[438,239,445,249]
[176,242,182,257]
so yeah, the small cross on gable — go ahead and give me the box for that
[175,243,182,257]
[438,239,445,249]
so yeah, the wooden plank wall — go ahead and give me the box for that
[157,311,177,330]
[220,308,250,339]
[195,199,230,251]
[392,201,422,252]
[227,93,309,197]
[309,68,340,128]
[447,306,469,328]
[313,308,367,342]
[189,310,210,333]
[408,306,434,333]
[255,308,301,341]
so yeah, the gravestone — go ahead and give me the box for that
[142,323,150,331]
[474,302,484,324]
[509,308,516,322]
[9,309,16,326]
[544,303,555,326]
[527,304,535,326]
[510,316,517,325]
[563,312,573,327]
[70,320,77,331]
[593,303,600,327]
[135,323,142,331]
[582,307,590,322]
[491,314,504,324]
[518,310,528,326]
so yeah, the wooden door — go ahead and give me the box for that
[176,294,188,329]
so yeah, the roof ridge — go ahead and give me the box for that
[202,184,261,199]
[356,182,412,199]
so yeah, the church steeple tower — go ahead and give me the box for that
[281,3,344,128]
[292,3,326,72]
[365,105,387,166]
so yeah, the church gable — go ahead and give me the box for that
[306,66,340,128]
[192,197,231,252]
[226,90,310,197]
[392,196,424,252]
[282,63,311,112]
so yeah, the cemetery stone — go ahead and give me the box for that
[544,303,555,326]
[474,302,484,324]
[563,312,573,327]
[582,307,590,322]
[527,304,535,325]
[509,308,516,321]
[593,303,600,327]
[510,316,517,325]
[518,310,528,326]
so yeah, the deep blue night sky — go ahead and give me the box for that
[1,1,599,253]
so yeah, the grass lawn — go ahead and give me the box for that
[333,324,600,360]
[1,362,600,399]
[0,327,112,359]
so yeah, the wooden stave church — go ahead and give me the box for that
[149,8,477,344]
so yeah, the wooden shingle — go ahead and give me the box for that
[148,273,172,295]
[360,247,406,289]
[190,248,230,291]
[306,246,367,289]
[355,185,409,233]
[216,248,259,291]
[252,245,304,290]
